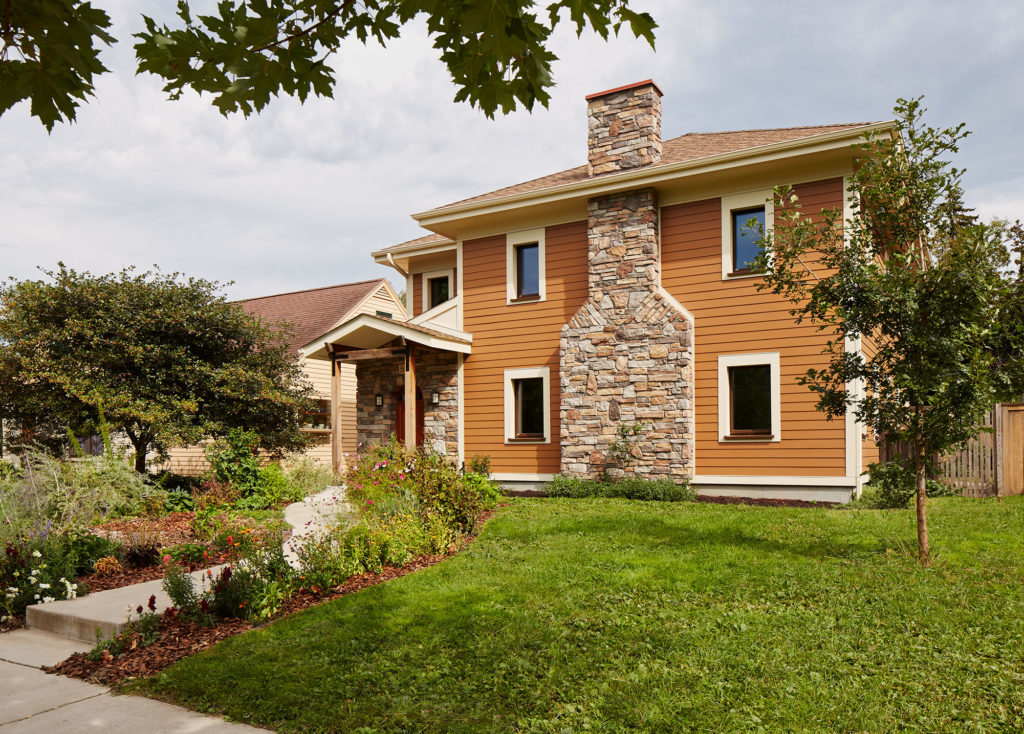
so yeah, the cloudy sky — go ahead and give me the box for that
[2,1,1022,300]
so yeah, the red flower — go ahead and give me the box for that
[136,604,143,615]
[148,595,157,612]
[226,535,234,546]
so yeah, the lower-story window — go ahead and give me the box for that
[718,353,780,442]
[302,398,331,431]
[504,367,550,443]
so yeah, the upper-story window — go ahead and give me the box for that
[506,228,546,304]
[731,207,765,274]
[721,190,773,280]
[420,269,454,313]
[428,275,450,309]
[515,244,539,298]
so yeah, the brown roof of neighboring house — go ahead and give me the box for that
[239,279,385,352]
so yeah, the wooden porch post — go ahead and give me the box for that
[404,345,416,451]
[331,354,342,473]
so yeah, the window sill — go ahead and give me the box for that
[721,433,774,442]
[724,269,765,280]
[505,436,548,444]
[300,428,332,434]
[508,294,542,305]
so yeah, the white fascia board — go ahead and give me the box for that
[412,122,897,227]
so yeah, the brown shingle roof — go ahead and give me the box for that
[378,122,878,255]
[239,279,385,352]
[440,123,872,209]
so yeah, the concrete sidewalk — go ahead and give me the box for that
[0,629,266,732]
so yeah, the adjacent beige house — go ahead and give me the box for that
[160,278,405,475]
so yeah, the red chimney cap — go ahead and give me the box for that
[585,79,664,102]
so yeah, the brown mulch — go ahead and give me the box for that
[45,513,493,686]
[697,495,839,509]
[78,551,234,593]
[80,511,289,594]
[92,512,198,546]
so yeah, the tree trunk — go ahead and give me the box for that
[914,439,930,565]
[134,448,147,474]
[125,429,149,474]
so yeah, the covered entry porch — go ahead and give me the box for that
[302,313,471,471]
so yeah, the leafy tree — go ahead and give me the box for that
[1,0,657,131]
[757,98,1024,564]
[0,265,315,472]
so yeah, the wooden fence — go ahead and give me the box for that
[879,403,1024,497]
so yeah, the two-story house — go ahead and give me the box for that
[302,80,890,502]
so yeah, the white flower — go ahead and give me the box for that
[42,596,55,604]
[32,550,41,558]
[33,594,40,600]
[37,583,50,590]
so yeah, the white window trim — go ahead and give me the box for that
[503,366,551,444]
[717,352,781,443]
[506,228,546,304]
[721,189,774,280]
[421,268,454,313]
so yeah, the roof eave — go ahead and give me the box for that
[300,312,472,361]
[412,121,897,228]
[370,239,457,263]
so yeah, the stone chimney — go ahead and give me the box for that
[586,80,663,176]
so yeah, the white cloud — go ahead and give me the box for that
[0,0,1021,299]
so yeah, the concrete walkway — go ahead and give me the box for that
[0,629,266,732]
[283,485,353,566]
[1,485,351,732]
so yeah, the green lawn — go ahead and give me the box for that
[135,497,1024,732]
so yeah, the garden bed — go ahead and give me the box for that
[45,515,491,685]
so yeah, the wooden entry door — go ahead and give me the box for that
[395,389,424,447]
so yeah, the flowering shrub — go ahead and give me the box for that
[161,534,296,625]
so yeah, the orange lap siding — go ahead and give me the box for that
[462,221,588,473]
[661,178,848,477]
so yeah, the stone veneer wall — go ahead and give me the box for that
[354,348,459,459]
[560,188,694,480]
[355,356,403,449]
[417,350,459,458]
[587,83,662,176]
